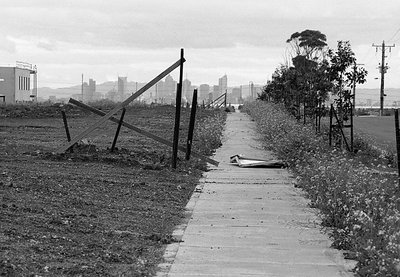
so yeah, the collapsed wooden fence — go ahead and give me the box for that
[58,49,219,168]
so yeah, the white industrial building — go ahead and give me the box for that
[0,61,38,104]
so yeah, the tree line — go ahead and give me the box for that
[259,30,368,121]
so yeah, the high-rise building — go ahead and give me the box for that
[199,84,210,102]
[83,78,96,103]
[163,75,177,103]
[229,87,242,104]
[218,74,228,96]
[118,76,128,102]
[211,85,220,102]
[183,78,192,101]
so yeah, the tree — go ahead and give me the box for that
[286,29,328,62]
[328,41,368,120]
[286,30,330,120]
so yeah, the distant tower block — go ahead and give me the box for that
[118,76,127,101]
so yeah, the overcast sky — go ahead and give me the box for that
[1,0,399,91]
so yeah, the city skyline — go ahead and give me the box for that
[49,73,262,104]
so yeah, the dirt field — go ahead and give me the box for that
[0,103,226,276]
[353,115,396,150]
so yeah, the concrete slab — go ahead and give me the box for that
[157,112,355,277]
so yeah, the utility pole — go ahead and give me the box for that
[372,41,395,116]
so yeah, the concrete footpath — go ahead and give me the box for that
[157,111,355,277]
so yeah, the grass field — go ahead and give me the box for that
[353,116,396,150]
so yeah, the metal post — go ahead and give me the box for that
[186,89,198,160]
[172,48,184,169]
[111,108,126,152]
[395,109,400,188]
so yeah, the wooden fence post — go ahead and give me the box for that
[224,91,227,108]
[332,108,351,152]
[61,110,71,142]
[186,89,198,161]
[61,110,73,153]
[172,48,184,169]
[350,102,354,152]
[111,108,126,152]
[395,109,400,188]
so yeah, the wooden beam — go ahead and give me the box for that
[172,48,184,168]
[68,98,219,166]
[57,58,184,153]
[60,110,71,142]
[110,108,126,152]
[186,89,198,160]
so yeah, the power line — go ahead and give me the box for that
[388,27,400,43]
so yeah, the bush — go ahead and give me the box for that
[244,101,400,276]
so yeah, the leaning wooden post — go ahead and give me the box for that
[61,110,71,142]
[111,108,126,152]
[224,91,227,108]
[61,110,73,153]
[395,109,400,188]
[186,89,198,160]
[172,48,184,169]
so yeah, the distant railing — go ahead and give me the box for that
[16,61,37,72]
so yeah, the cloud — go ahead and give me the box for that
[0,35,16,53]
[1,0,399,89]
[1,0,399,51]
[37,39,58,51]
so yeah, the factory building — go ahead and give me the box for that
[0,61,38,104]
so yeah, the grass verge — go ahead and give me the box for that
[244,101,400,277]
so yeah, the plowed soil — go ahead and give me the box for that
[0,103,225,276]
